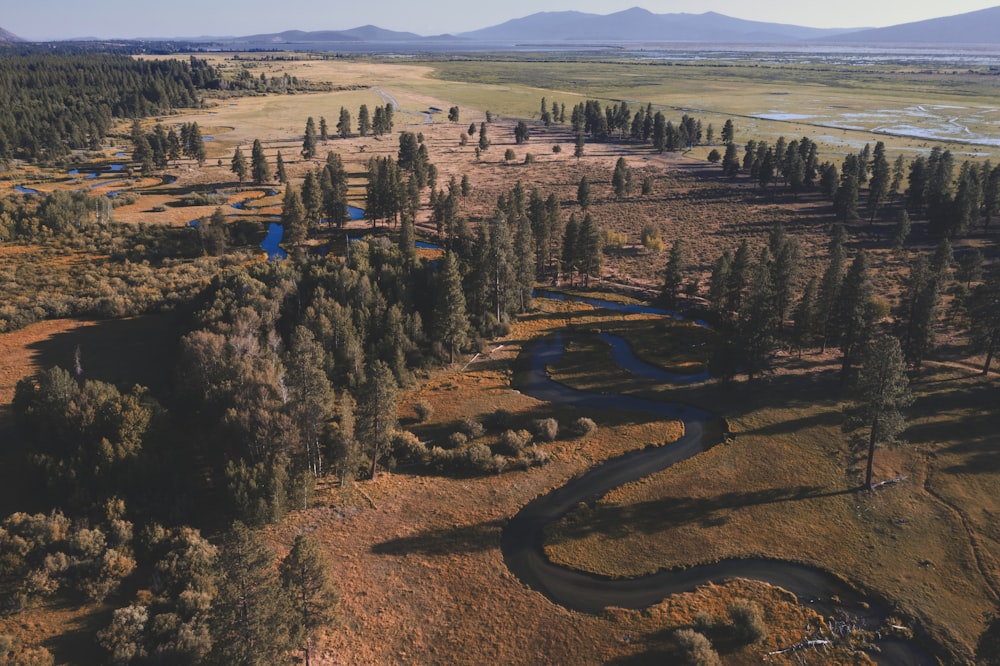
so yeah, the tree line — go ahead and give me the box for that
[0,54,221,161]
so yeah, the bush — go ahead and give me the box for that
[552,145,562,153]
[459,418,485,440]
[572,417,597,438]
[504,148,516,161]
[448,431,469,448]
[413,400,434,422]
[500,429,532,455]
[392,430,428,462]
[466,442,494,472]
[727,598,767,644]
[533,418,559,442]
[673,629,721,666]
[518,445,550,468]
[707,148,722,163]
[641,224,664,253]
[523,153,535,164]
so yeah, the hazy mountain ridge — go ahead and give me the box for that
[0,26,24,43]
[456,7,857,43]
[819,5,1000,44]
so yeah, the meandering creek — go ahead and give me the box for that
[502,297,935,664]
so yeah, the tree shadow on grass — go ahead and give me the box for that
[547,484,852,544]
[371,518,505,556]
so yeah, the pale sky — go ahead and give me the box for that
[5,0,999,40]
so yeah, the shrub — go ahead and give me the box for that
[448,431,469,448]
[673,629,721,666]
[504,148,516,161]
[572,417,597,438]
[500,429,532,455]
[641,224,664,253]
[707,148,722,163]
[727,598,767,644]
[518,445,550,468]
[692,610,715,634]
[459,418,485,440]
[392,430,428,462]
[533,417,559,442]
[552,145,562,153]
[524,153,536,164]
[466,442,494,471]
[413,400,434,423]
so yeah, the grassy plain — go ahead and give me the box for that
[541,324,999,661]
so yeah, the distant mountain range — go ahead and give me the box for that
[455,8,856,43]
[4,5,1000,47]
[0,26,23,43]
[819,5,1000,44]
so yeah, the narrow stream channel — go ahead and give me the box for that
[501,299,938,665]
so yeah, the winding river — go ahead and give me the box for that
[502,301,936,664]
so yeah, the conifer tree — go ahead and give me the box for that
[968,268,1000,375]
[577,213,602,287]
[302,117,317,160]
[280,534,337,666]
[838,250,874,384]
[358,360,397,479]
[358,104,371,137]
[282,185,307,245]
[337,107,351,139]
[661,239,686,308]
[737,248,778,383]
[251,139,270,185]
[276,150,287,184]
[434,251,469,364]
[211,522,293,665]
[231,146,248,184]
[319,116,329,142]
[577,176,591,210]
[845,335,912,491]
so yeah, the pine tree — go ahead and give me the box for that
[968,268,1000,375]
[768,226,801,335]
[838,250,874,385]
[337,107,351,139]
[231,146,248,184]
[721,118,735,144]
[211,522,294,666]
[301,171,323,230]
[577,213,602,287]
[333,392,359,486]
[478,122,489,151]
[562,214,579,285]
[737,248,779,383]
[709,250,732,314]
[319,116,329,142]
[577,176,591,209]
[868,141,890,222]
[726,240,752,313]
[251,139,270,185]
[282,185,307,245]
[358,360,397,479]
[612,157,632,199]
[285,327,334,477]
[817,231,846,352]
[280,534,337,666]
[844,335,912,491]
[792,276,817,354]
[896,255,940,369]
[434,251,469,364]
[358,104,370,137]
[276,151,287,184]
[661,239,685,308]
[574,132,585,159]
[302,117,317,160]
